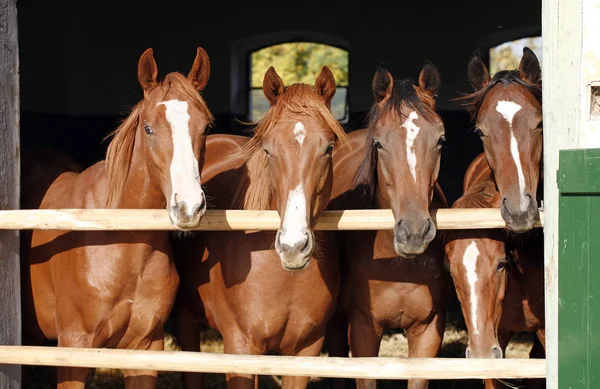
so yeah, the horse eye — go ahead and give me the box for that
[474,128,484,137]
[437,135,446,148]
[325,144,334,156]
[497,258,508,272]
[374,139,383,150]
[144,124,153,135]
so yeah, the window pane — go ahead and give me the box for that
[331,87,347,121]
[250,89,271,122]
[251,42,349,88]
[489,36,542,74]
[250,87,348,122]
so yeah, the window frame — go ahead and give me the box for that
[230,31,350,123]
[473,25,542,71]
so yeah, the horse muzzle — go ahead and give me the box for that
[168,192,207,228]
[275,228,313,270]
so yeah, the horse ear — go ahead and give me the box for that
[315,66,337,109]
[263,66,285,106]
[519,47,541,84]
[188,47,210,91]
[372,64,394,103]
[467,51,491,91]
[418,60,441,99]
[138,48,158,95]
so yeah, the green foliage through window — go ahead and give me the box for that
[489,36,542,75]
[249,42,349,121]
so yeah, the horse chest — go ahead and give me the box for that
[202,246,335,347]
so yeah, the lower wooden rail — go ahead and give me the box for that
[0,346,546,379]
[0,208,544,230]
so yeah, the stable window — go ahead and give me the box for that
[249,42,349,122]
[489,36,542,74]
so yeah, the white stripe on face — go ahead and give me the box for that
[496,100,527,212]
[293,121,306,145]
[463,240,480,335]
[158,99,203,212]
[402,111,420,182]
[279,184,308,248]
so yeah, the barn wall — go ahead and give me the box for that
[17,0,542,118]
[579,0,600,147]
[0,0,21,388]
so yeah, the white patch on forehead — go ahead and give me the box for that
[293,121,306,146]
[279,184,308,248]
[158,99,203,213]
[402,111,420,182]
[496,100,528,212]
[463,240,480,335]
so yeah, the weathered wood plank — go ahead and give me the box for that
[0,0,21,388]
[542,0,584,388]
[0,208,544,231]
[0,346,546,380]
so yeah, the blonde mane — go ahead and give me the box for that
[232,83,347,210]
[104,72,213,208]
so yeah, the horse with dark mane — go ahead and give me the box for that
[20,47,213,389]
[326,62,448,389]
[443,153,545,389]
[455,47,543,233]
[173,66,346,389]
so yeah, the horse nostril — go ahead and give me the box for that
[420,219,432,237]
[396,220,409,242]
[491,346,503,359]
[465,348,472,358]
[300,233,310,252]
[190,202,202,216]
[279,242,293,253]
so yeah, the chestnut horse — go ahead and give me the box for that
[326,62,448,389]
[443,152,545,389]
[20,47,213,389]
[456,47,543,233]
[172,66,346,389]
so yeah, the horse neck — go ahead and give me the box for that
[117,130,166,210]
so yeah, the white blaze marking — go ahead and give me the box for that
[496,100,528,212]
[293,121,306,145]
[158,99,203,213]
[402,111,420,182]
[279,184,308,248]
[463,240,480,335]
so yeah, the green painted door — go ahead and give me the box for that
[558,148,600,388]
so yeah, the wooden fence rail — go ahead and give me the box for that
[0,346,546,380]
[0,208,546,380]
[0,208,544,230]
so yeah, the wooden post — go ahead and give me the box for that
[542,0,586,388]
[0,0,21,388]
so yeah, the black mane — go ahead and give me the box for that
[456,69,542,120]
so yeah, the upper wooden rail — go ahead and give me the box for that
[0,208,544,231]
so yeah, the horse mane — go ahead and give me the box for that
[232,83,347,210]
[354,79,441,207]
[454,69,542,121]
[104,72,213,208]
[452,175,499,210]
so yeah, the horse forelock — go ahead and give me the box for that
[232,83,347,211]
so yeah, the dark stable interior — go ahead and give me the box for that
[17,0,540,205]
